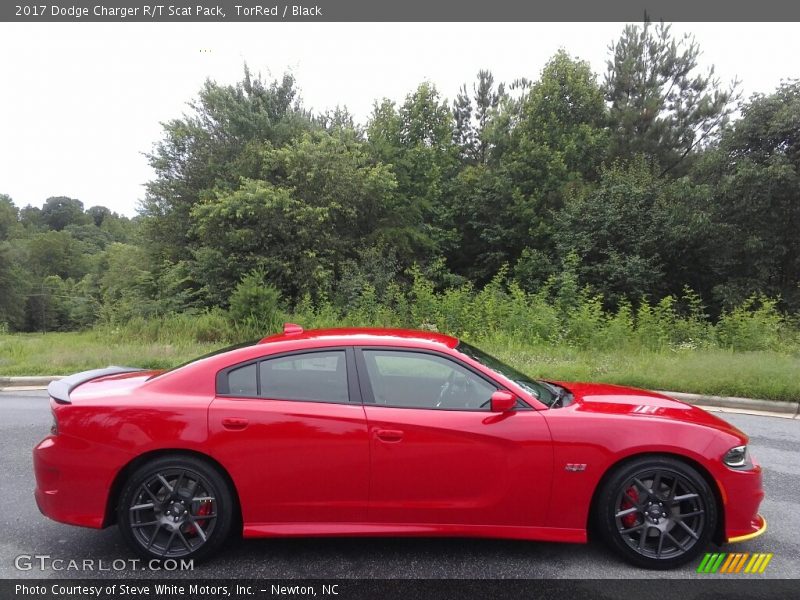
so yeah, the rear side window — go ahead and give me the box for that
[260,351,348,403]
[228,363,258,397]
[220,350,349,403]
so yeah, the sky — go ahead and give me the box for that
[0,22,797,217]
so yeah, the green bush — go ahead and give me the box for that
[330,269,800,359]
[597,300,634,350]
[717,296,784,351]
[53,267,800,368]
[228,271,284,335]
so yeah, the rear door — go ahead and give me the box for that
[208,347,370,526]
[356,348,553,527]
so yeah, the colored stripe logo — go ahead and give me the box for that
[697,552,773,574]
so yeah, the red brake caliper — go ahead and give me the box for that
[184,500,212,536]
[621,486,640,528]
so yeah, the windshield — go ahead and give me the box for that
[456,342,557,406]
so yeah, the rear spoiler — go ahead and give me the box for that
[47,366,145,404]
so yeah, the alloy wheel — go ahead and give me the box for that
[614,468,706,560]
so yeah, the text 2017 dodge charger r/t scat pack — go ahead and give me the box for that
[34,324,766,569]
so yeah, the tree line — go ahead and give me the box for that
[1,22,798,333]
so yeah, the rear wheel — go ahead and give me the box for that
[117,455,233,561]
[596,456,717,569]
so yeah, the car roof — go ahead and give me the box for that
[259,327,460,349]
[144,326,462,396]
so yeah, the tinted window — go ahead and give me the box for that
[260,351,348,403]
[456,342,555,405]
[227,363,258,397]
[362,350,496,410]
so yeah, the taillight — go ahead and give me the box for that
[50,410,58,436]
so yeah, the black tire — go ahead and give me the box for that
[595,456,717,569]
[117,455,234,562]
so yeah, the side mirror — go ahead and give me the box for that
[490,390,516,412]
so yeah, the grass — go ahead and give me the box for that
[2,330,799,402]
[481,338,800,402]
[0,331,220,376]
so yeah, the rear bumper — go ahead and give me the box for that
[33,433,123,529]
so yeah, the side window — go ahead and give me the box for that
[362,350,496,410]
[259,351,349,403]
[227,363,258,397]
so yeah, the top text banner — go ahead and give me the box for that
[3,0,800,22]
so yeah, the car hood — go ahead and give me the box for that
[553,381,746,439]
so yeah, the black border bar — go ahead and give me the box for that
[3,579,798,600]
[3,0,800,22]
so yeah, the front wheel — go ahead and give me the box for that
[117,455,234,561]
[596,456,717,569]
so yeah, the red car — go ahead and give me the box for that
[34,325,765,569]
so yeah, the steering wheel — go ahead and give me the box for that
[435,371,458,408]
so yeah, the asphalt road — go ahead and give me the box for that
[1,391,797,580]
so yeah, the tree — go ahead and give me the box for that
[97,243,158,322]
[190,130,398,304]
[18,205,43,232]
[368,83,458,264]
[605,21,737,175]
[266,129,397,251]
[25,231,88,280]
[315,105,361,136]
[448,51,608,282]
[452,85,474,160]
[446,164,514,281]
[514,50,608,183]
[0,194,23,326]
[0,194,18,241]
[86,205,111,227]
[40,196,88,231]
[453,70,506,164]
[555,157,712,305]
[142,68,313,263]
[27,275,95,332]
[0,243,26,329]
[698,82,800,310]
[189,180,329,305]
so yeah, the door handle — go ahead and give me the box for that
[221,417,249,430]
[375,429,403,442]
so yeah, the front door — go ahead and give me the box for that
[357,348,553,527]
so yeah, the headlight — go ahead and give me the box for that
[723,445,752,469]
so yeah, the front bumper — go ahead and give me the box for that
[728,513,767,543]
[717,461,766,543]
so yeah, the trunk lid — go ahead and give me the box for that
[48,367,161,404]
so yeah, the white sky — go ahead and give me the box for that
[0,22,797,217]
